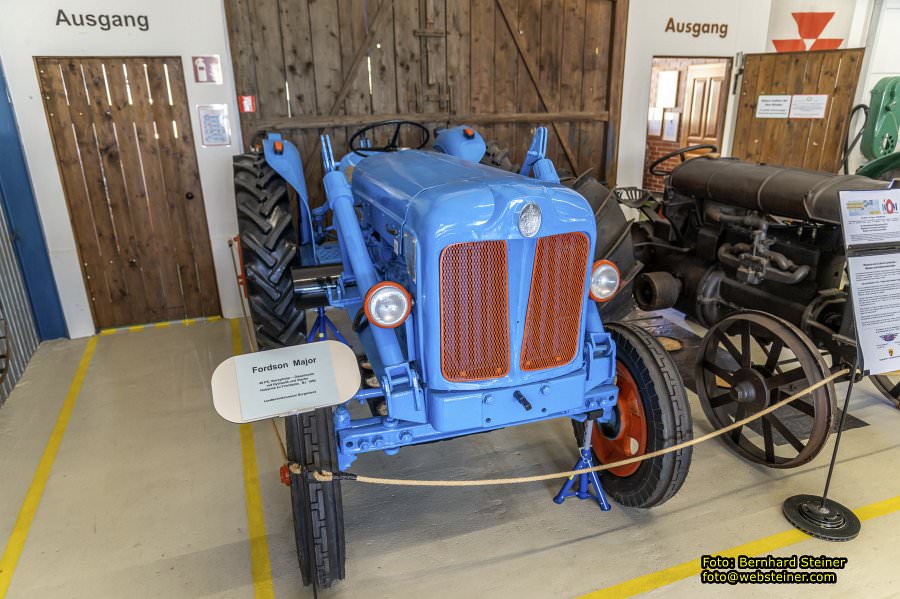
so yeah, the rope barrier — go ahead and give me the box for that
[281,368,850,487]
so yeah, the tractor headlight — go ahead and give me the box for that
[518,203,542,238]
[364,282,412,328]
[589,260,620,302]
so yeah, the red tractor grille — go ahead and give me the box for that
[440,241,510,381]
[521,232,590,371]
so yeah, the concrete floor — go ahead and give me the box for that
[1,316,899,598]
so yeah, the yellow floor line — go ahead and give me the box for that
[0,337,98,598]
[231,319,275,599]
[580,494,900,598]
[99,315,222,336]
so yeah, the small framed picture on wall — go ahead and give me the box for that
[647,106,663,137]
[656,71,679,108]
[662,111,680,142]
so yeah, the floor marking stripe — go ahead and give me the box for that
[231,319,275,599]
[580,494,900,598]
[98,315,222,335]
[0,337,98,598]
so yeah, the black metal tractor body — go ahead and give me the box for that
[633,153,897,468]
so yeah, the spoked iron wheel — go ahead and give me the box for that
[696,311,835,468]
[871,373,900,409]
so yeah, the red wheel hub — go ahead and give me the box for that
[591,361,648,477]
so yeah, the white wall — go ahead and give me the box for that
[0,0,243,338]
[617,0,875,188]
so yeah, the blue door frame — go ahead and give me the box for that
[0,62,67,340]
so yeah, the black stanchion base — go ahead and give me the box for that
[782,494,860,541]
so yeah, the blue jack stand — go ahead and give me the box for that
[308,307,349,345]
[554,419,611,510]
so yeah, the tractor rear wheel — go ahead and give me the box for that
[478,141,637,320]
[871,373,900,409]
[573,322,692,507]
[233,152,306,350]
[286,408,346,588]
[568,173,638,321]
[480,140,517,172]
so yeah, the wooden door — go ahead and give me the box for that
[36,57,220,329]
[683,62,729,150]
[224,0,628,189]
[731,48,864,172]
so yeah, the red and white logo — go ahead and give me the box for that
[884,199,897,215]
[771,11,844,52]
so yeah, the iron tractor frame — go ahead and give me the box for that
[614,144,899,471]
[233,121,693,588]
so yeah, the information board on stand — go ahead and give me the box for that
[839,185,900,375]
[211,340,360,423]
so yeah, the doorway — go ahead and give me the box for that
[36,57,220,329]
[642,56,732,192]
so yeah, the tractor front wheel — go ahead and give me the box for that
[573,322,692,507]
[286,408,346,588]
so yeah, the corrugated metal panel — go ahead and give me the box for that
[0,195,39,403]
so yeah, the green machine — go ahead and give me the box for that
[855,76,900,179]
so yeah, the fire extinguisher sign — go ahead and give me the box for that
[238,95,257,113]
[191,55,222,84]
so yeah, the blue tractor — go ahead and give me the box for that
[233,121,693,587]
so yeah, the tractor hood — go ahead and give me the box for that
[350,150,594,244]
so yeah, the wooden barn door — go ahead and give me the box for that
[731,48,864,172]
[224,0,627,196]
[36,57,220,330]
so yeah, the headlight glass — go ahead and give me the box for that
[365,283,411,328]
[518,202,542,238]
[590,261,620,302]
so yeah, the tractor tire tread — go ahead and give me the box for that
[233,151,305,351]
[287,409,346,588]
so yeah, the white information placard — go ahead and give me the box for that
[197,104,231,147]
[839,189,900,248]
[211,340,361,423]
[847,253,900,375]
[789,94,828,119]
[755,95,791,118]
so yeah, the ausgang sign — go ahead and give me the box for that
[664,17,729,39]
[55,9,150,32]
[212,340,360,423]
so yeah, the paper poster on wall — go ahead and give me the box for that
[755,95,791,118]
[789,94,828,118]
[197,104,231,147]
[647,106,663,137]
[662,111,680,142]
[192,56,222,84]
[655,71,679,108]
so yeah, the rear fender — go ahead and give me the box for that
[263,133,314,246]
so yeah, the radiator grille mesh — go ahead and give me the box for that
[439,241,510,381]
[521,233,590,371]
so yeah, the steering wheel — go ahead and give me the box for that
[349,119,430,156]
[648,144,718,176]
